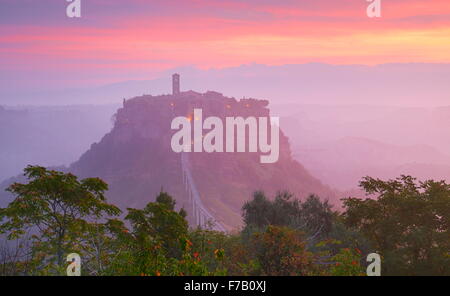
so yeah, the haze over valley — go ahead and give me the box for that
[1,64,450,203]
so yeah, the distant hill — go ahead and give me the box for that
[4,63,450,107]
[293,137,450,190]
[271,103,450,191]
[68,91,335,230]
[0,104,117,182]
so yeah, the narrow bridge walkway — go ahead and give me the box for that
[181,152,226,232]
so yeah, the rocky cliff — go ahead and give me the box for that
[70,91,335,230]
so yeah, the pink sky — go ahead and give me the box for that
[1,0,450,92]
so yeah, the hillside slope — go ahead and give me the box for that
[70,91,335,229]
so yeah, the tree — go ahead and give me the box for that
[156,191,176,210]
[74,218,128,275]
[296,195,333,241]
[115,191,189,275]
[0,235,33,275]
[342,175,450,275]
[250,225,313,275]
[242,191,273,228]
[242,191,334,242]
[126,191,188,258]
[0,166,121,272]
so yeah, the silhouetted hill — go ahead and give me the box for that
[69,91,335,230]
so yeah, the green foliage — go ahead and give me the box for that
[0,166,121,274]
[103,191,228,276]
[242,191,334,242]
[155,191,177,210]
[125,191,188,258]
[322,219,372,257]
[342,175,450,275]
[329,248,365,276]
[249,225,314,276]
[188,228,229,275]
[1,166,448,276]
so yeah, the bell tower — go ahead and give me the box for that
[172,73,180,95]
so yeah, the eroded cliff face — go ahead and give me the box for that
[70,91,335,230]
